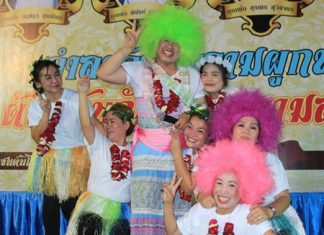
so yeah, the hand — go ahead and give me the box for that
[247,205,271,225]
[77,75,90,94]
[170,127,182,155]
[39,94,51,114]
[198,193,216,208]
[162,173,183,205]
[174,112,190,131]
[123,20,143,54]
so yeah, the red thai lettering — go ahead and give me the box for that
[314,96,324,123]
[289,93,316,123]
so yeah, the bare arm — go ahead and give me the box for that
[247,189,290,225]
[163,174,182,235]
[30,96,51,142]
[78,75,95,145]
[97,28,141,84]
[170,128,194,195]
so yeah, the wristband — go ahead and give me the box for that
[268,206,276,218]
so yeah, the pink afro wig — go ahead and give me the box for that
[195,140,274,204]
[209,89,281,152]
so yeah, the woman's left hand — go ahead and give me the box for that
[247,205,272,224]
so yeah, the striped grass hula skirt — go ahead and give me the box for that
[66,191,131,235]
[26,146,90,202]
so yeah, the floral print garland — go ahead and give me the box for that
[36,101,62,156]
[151,68,181,114]
[178,153,194,201]
[205,90,226,111]
[110,144,130,181]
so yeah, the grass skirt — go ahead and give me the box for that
[66,191,131,235]
[26,146,90,202]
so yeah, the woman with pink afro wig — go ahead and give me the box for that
[162,140,275,235]
[195,140,273,205]
[207,89,305,235]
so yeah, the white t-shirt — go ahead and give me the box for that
[177,203,272,235]
[263,152,290,205]
[28,88,94,149]
[86,129,131,203]
[122,61,205,100]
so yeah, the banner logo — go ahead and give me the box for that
[0,0,83,43]
[91,0,195,31]
[206,0,314,36]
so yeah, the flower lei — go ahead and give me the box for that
[36,101,62,156]
[208,219,234,235]
[178,153,194,201]
[205,90,226,111]
[196,55,232,73]
[151,68,180,114]
[110,144,130,181]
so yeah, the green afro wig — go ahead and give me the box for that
[138,5,205,66]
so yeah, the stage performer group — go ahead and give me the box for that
[26,3,305,235]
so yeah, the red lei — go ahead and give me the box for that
[205,91,226,111]
[110,144,130,181]
[208,219,234,235]
[36,101,62,156]
[178,153,194,201]
[151,68,180,114]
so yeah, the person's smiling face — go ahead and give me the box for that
[155,40,180,65]
[184,116,208,151]
[213,172,240,215]
[200,63,225,95]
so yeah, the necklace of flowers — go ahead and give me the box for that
[208,219,234,235]
[205,90,226,110]
[110,144,130,181]
[36,101,62,156]
[150,67,181,114]
[178,153,194,201]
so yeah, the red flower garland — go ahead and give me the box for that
[178,153,194,201]
[151,69,180,114]
[205,91,226,111]
[36,101,62,156]
[110,144,130,181]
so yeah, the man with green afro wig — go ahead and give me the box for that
[97,4,206,234]
[138,5,205,66]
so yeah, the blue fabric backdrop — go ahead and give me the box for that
[0,191,323,235]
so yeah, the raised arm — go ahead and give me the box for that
[170,128,194,195]
[97,29,141,84]
[162,174,182,235]
[78,75,95,144]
